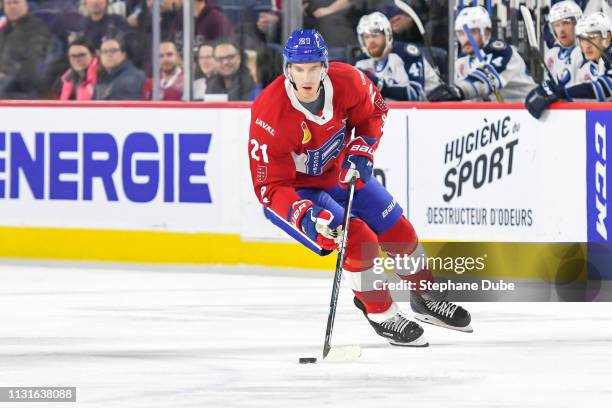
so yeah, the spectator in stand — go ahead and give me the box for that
[193,42,216,100]
[143,40,183,100]
[78,0,130,48]
[93,34,145,99]
[162,0,235,45]
[422,0,449,50]
[255,44,282,88]
[378,1,425,45]
[302,0,362,50]
[132,0,181,35]
[206,40,260,100]
[192,0,235,44]
[0,0,52,99]
[58,36,98,100]
[234,0,281,51]
[129,0,182,74]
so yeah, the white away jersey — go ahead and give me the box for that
[544,44,584,86]
[455,40,536,102]
[355,42,441,101]
[575,59,599,84]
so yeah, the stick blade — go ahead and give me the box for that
[520,5,538,49]
[323,345,362,363]
[394,0,425,35]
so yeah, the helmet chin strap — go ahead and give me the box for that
[316,66,328,92]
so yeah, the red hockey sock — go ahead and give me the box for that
[342,218,394,314]
[377,216,434,293]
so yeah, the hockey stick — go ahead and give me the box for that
[463,24,505,102]
[298,177,361,365]
[519,5,557,84]
[393,0,443,80]
[322,177,360,361]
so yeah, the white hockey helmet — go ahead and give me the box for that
[549,0,583,24]
[357,12,393,58]
[576,12,612,39]
[454,6,492,43]
[549,1,583,39]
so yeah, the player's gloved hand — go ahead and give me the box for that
[340,136,376,189]
[473,61,503,84]
[289,200,341,251]
[426,83,465,102]
[525,80,560,119]
[466,61,506,100]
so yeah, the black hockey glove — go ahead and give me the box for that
[525,80,561,119]
[426,83,464,102]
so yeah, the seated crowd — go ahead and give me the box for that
[0,0,442,101]
[1,0,611,106]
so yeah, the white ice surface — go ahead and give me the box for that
[0,262,611,408]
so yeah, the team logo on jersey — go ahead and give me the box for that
[256,165,268,182]
[406,44,420,57]
[303,128,346,176]
[490,40,506,51]
[301,121,312,144]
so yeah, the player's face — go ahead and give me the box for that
[553,19,576,48]
[288,62,325,103]
[579,32,609,61]
[362,31,386,58]
[457,28,484,55]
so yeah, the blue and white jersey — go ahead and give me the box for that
[575,59,600,84]
[565,48,612,101]
[355,42,440,101]
[544,44,584,86]
[454,39,536,102]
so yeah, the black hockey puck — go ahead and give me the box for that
[299,357,317,364]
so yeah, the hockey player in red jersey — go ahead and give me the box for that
[248,29,472,346]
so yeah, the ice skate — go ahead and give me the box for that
[410,290,473,333]
[354,297,428,347]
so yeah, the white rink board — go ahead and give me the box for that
[0,107,249,233]
[0,105,589,244]
[405,109,586,242]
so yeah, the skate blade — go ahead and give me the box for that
[413,313,473,333]
[323,345,362,362]
[388,333,429,347]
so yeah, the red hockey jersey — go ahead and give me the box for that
[248,61,388,219]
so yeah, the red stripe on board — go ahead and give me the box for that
[0,100,252,109]
[1,100,612,110]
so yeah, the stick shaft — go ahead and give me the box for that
[519,5,557,84]
[322,179,356,359]
[463,24,504,102]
